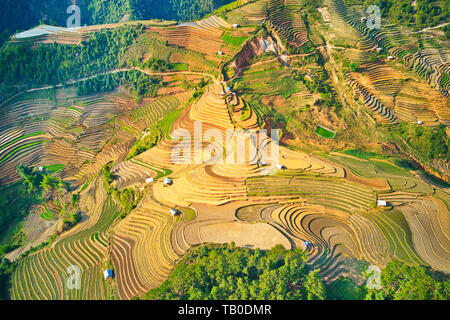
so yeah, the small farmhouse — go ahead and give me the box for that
[377,200,387,207]
[103,269,113,280]
[164,177,173,186]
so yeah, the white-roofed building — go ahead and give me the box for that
[145,177,154,183]
[103,269,113,280]
[276,163,285,170]
[377,200,387,207]
[164,177,173,186]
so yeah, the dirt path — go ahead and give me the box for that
[418,22,450,33]
[400,22,450,35]
[20,68,221,95]
[231,51,318,80]
[5,221,58,262]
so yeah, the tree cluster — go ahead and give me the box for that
[102,163,143,219]
[126,123,163,160]
[0,182,39,256]
[293,69,341,109]
[366,260,449,300]
[0,25,145,88]
[144,244,326,300]
[391,123,449,162]
[363,0,448,30]
[143,243,450,300]
[0,0,237,47]
[17,164,64,196]
[76,70,161,99]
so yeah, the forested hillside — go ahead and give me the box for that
[143,244,449,300]
[0,0,235,44]
[1,0,449,302]
[359,0,448,30]
[0,25,156,87]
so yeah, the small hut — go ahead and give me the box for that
[377,200,387,207]
[276,163,286,170]
[103,269,113,280]
[164,177,173,186]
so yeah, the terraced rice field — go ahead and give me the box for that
[130,93,188,124]
[112,194,180,299]
[267,0,309,48]
[225,0,267,26]
[11,180,119,300]
[5,2,449,301]
[323,153,434,194]
[269,205,387,272]
[150,15,236,63]
[0,89,127,183]
[239,61,304,98]
[247,175,376,213]
[378,194,450,273]
[332,0,450,98]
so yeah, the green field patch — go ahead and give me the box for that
[275,76,303,99]
[0,132,45,151]
[91,231,107,247]
[118,120,140,136]
[168,62,189,71]
[130,158,171,179]
[66,106,82,113]
[342,149,380,160]
[236,204,269,223]
[315,126,336,139]
[369,159,407,175]
[44,164,65,173]
[0,141,47,164]
[180,207,197,222]
[161,108,182,139]
[244,67,279,77]
[130,95,180,123]
[360,210,423,266]
[80,180,90,192]
[221,32,249,47]
[40,208,54,221]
